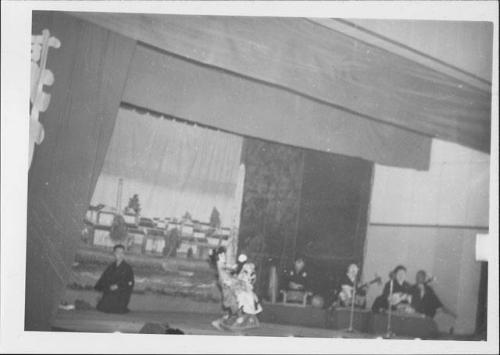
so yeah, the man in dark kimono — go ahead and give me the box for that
[95,244,134,313]
[286,257,309,291]
[411,270,456,319]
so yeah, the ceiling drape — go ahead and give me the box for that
[123,44,432,170]
[74,12,491,155]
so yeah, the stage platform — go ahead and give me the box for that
[260,303,438,339]
[52,309,383,338]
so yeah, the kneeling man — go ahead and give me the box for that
[95,244,134,313]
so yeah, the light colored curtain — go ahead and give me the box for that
[226,163,245,265]
[91,107,243,226]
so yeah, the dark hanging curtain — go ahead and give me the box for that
[26,11,136,330]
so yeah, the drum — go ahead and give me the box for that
[311,295,325,308]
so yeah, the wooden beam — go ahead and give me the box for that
[308,18,491,93]
[67,12,490,153]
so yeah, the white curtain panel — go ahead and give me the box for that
[91,107,243,226]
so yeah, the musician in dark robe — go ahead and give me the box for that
[286,257,309,291]
[337,263,367,308]
[411,270,456,318]
[95,244,135,314]
[372,265,412,313]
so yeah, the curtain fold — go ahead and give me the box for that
[91,107,243,226]
[26,12,135,330]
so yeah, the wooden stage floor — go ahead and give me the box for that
[52,309,381,338]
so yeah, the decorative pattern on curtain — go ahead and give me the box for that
[238,138,305,295]
[26,12,136,330]
[91,107,243,226]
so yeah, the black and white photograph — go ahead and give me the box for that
[1,1,498,353]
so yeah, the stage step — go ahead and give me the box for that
[52,309,362,338]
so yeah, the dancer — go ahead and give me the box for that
[210,247,262,331]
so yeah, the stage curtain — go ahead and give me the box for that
[26,12,136,330]
[123,44,432,171]
[73,13,491,154]
[91,107,243,226]
[238,138,305,296]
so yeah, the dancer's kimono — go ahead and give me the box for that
[212,258,262,331]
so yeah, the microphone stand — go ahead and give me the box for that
[347,280,359,333]
[341,278,360,335]
[384,279,395,339]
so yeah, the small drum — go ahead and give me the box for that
[311,295,325,308]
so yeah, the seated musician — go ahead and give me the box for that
[337,263,367,308]
[286,257,309,291]
[372,265,413,313]
[411,270,457,319]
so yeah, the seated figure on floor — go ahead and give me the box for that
[336,263,369,309]
[410,270,457,319]
[210,247,262,331]
[371,265,414,314]
[94,244,135,314]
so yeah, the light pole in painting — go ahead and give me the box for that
[227,164,245,266]
[116,178,123,212]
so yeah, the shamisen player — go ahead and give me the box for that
[372,265,413,313]
[337,263,368,308]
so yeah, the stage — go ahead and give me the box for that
[53,289,439,339]
[52,309,386,338]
